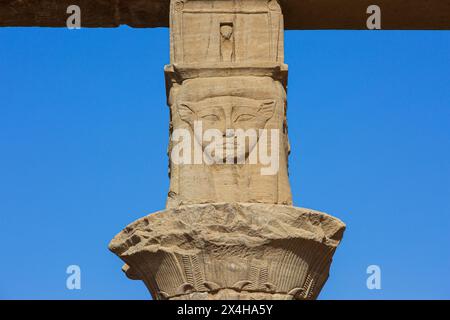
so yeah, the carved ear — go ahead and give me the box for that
[258,100,276,121]
[177,102,196,124]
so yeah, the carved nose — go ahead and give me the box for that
[225,118,233,133]
[224,129,234,138]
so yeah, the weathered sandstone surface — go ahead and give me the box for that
[109,203,345,300]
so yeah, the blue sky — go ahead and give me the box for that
[0,27,449,300]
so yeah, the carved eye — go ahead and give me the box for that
[202,114,220,121]
[235,114,255,122]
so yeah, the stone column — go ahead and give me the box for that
[109,0,345,300]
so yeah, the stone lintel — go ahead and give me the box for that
[0,0,449,30]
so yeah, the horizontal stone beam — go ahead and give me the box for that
[0,0,449,30]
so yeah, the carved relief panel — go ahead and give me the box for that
[166,76,292,208]
[170,0,285,64]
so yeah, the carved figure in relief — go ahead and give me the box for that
[220,23,235,62]
[166,76,293,207]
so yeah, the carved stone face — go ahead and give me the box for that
[220,25,233,40]
[178,96,275,161]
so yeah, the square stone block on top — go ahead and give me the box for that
[169,0,285,65]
